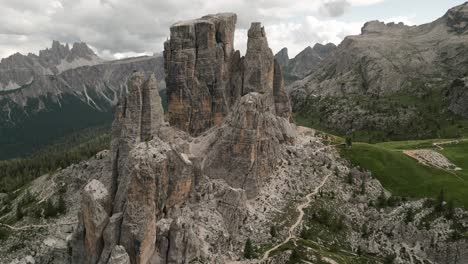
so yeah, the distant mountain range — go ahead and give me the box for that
[0,41,165,159]
[0,41,103,92]
[290,2,468,142]
[275,43,336,82]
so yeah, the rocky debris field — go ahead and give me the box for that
[404,149,461,171]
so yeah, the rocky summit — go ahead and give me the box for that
[0,41,165,159]
[69,13,295,263]
[164,13,291,135]
[0,41,102,92]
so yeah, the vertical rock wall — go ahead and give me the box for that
[76,12,296,264]
[165,14,291,135]
[164,13,237,135]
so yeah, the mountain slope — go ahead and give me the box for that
[291,2,468,142]
[0,41,103,92]
[275,43,336,82]
[0,42,165,159]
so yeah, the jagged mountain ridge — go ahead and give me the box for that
[0,41,103,91]
[274,43,336,82]
[0,41,165,159]
[291,2,468,96]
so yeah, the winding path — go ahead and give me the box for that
[432,139,467,150]
[261,172,332,261]
[0,221,78,231]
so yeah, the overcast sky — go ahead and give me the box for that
[0,0,465,60]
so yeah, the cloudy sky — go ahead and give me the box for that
[0,0,465,60]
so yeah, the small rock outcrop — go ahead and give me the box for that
[108,246,130,264]
[447,78,468,118]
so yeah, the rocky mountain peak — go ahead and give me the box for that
[275,43,336,81]
[73,12,296,264]
[312,43,337,58]
[39,40,71,60]
[361,20,408,34]
[0,40,103,91]
[243,22,275,94]
[70,42,98,60]
[445,2,468,33]
[274,47,289,67]
[165,14,290,135]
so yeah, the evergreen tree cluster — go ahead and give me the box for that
[0,127,110,193]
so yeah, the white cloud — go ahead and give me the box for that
[0,0,387,59]
[262,17,363,57]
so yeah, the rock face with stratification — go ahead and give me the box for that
[242,22,275,95]
[203,92,295,197]
[164,13,237,135]
[80,180,112,264]
[74,12,296,264]
[164,14,291,136]
[110,72,165,200]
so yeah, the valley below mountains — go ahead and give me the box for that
[0,41,165,159]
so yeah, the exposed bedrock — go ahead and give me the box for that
[75,12,296,264]
[164,13,237,135]
[203,92,296,197]
[165,14,291,135]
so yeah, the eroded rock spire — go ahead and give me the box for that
[165,15,291,135]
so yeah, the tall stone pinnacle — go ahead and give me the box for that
[165,16,291,135]
[243,22,275,95]
[164,13,237,135]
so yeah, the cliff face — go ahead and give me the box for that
[73,13,295,264]
[164,13,291,136]
[164,13,238,135]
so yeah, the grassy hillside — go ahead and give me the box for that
[339,140,468,208]
[294,87,468,143]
